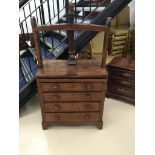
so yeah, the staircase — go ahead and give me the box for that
[19,0,132,107]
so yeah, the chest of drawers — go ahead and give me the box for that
[37,60,107,129]
[107,57,135,104]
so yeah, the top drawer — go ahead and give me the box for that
[40,82,105,92]
[108,68,134,80]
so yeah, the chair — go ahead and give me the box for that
[31,4,111,129]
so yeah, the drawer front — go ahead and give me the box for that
[44,102,100,112]
[40,82,104,92]
[109,68,134,80]
[44,112,100,123]
[43,92,103,102]
[108,84,135,98]
[108,76,134,88]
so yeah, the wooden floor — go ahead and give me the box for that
[20,93,135,155]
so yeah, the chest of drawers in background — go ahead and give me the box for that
[107,57,135,104]
[37,60,107,129]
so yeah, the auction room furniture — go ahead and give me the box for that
[31,4,111,130]
[107,57,135,104]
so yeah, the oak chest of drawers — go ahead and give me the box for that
[107,57,135,104]
[37,60,107,129]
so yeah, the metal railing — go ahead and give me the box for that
[19,0,69,88]
[19,0,112,90]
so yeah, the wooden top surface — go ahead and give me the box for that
[36,60,107,79]
[107,57,135,71]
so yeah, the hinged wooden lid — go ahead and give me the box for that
[36,60,107,79]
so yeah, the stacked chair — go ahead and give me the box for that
[77,6,135,63]
[108,29,128,57]
[107,6,135,59]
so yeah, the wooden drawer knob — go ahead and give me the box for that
[85,104,92,110]
[54,115,60,120]
[86,95,91,99]
[85,84,92,90]
[84,114,90,120]
[52,85,59,90]
[54,104,60,109]
[54,96,59,101]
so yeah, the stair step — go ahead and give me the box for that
[82,11,100,17]
[29,46,54,59]
[19,65,24,79]
[19,69,29,92]
[19,76,27,91]
[28,47,37,60]
[20,58,34,83]
[76,0,90,7]
[53,29,81,39]
[75,7,105,12]
[54,30,67,37]
[25,36,54,59]
[61,17,92,24]
[76,0,111,7]
[40,36,68,57]
[19,65,27,91]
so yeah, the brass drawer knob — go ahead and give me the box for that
[84,114,90,120]
[122,72,131,77]
[121,80,130,85]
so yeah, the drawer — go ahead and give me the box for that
[43,92,103,102]
[108,84,135,98]
[108,68,134,80]
[43,102,100,112]
[40,82,105,92]
[44,112,100,123]
[108,76,134,88]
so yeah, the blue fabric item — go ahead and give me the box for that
[19,53,36,91]
[19,77,27,90]
[40,46,54,59]
[44,36,68,50]
[19,66,27,91]
[22,55,37,70]
[19,35,67,96]
[19,65,24,79]
[41,36,68,57]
